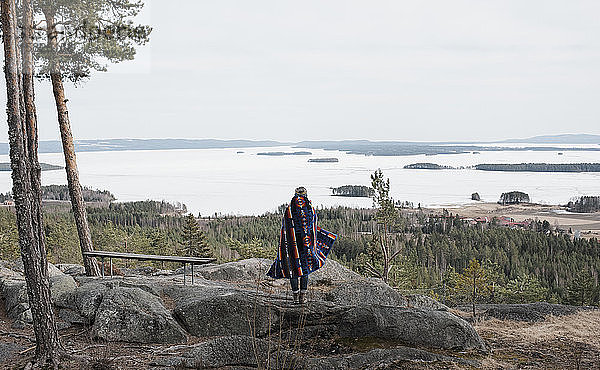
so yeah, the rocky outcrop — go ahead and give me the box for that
[325,278,407,307]
[1,263,75,328]
[483,302,581,322]
[152,335,286,369]
[55,263,85,276]
[300,346,480,369]
[472,192,481,201]
[1,258,486,365]
[9,258,63,278]
[309,259,364,285]
[55,282,108,323]
[406,294,449,311]
[49,274,77,304]
[193,258,269,283]
[92,287,187,343]
[173,289,276,338]
[191,258,363,287]
[1,280,31,327]
[336,305,485,350]
[170,285,485,351]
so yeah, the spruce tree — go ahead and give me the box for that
[566,271,596,306]
[181,214,211,258]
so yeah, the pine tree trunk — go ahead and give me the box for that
[2,0,61,364]
[44,10,101,277]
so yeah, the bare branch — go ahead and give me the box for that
[365,262,383,279]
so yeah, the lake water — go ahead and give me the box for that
[0,145,599,216]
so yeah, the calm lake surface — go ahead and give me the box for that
[1,144,599,216]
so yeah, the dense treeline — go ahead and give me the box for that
[0,200,196,269]
[475,163,600,172]
[199,207,599,305]
[41,185,116,202]
[568,196,600,213]
[0,201,597,306]
[0,185,116,203]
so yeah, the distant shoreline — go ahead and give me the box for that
[404,162,600,172]
[0,137,599,156]
[0,162,63,171]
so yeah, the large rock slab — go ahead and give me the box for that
[325,278,408,307]
[406,294,449,311]
[55,263,85,276]
[151,335,479,369]
[10,258,63,278]
[172,283,485,352]
[152,335,286,369]
[55,282,108,322]
[49,274,77,305]
[335,305,486,351]
[173,289,276,338]
[193,258,363,287]
[301,347,480,369]
[483,302,581,322]
[308,259,364,285]
[93,287,186,343]
[195,258,270,283]
[1,280,30,321]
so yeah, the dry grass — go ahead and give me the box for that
[475,311,600,348]
[474,311,600,369]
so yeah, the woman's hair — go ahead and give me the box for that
[294,186,307,196]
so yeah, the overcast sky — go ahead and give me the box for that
[2,0,600,142]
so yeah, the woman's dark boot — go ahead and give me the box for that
[299,290,307,304]
[293,291,300,304]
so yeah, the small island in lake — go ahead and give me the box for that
[331,185,374,197]
[404,163,455,170]
[308,158,339,163]
[257,151,312,156]
[499,191,530,205]
[0,162,63,171]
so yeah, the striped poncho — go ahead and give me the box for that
[267,195,337,279]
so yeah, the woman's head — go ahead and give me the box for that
[294,186,307,197]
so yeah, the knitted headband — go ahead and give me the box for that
[294,186,307,196]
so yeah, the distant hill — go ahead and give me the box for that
[0,162,62,171]
[0,135,598,155]
[502,134,600,144]
[0,139,286,155]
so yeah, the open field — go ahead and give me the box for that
[433,202,600,239]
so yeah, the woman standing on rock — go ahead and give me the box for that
[267,187,337,304]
